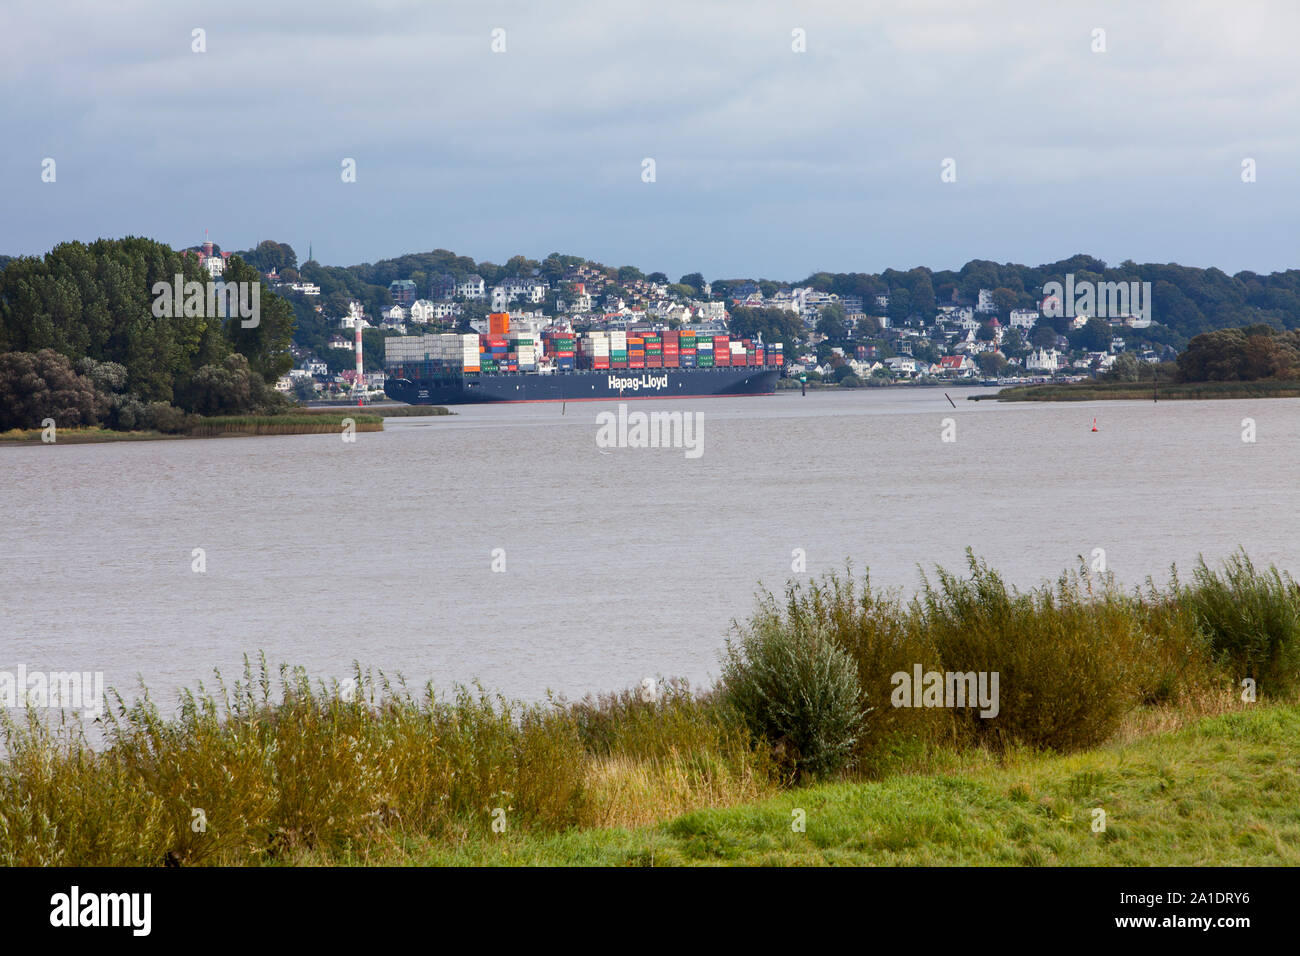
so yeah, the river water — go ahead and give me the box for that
[3,387,1297,709]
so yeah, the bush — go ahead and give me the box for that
[142,402,191,433]
[184,353,291,417]
[0,349,108,430]
[755,570,947,771]
[1181,552,1300,697]
[721,616,866,781]
[913,554,1141,753]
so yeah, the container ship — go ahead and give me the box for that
[384,313,783,405]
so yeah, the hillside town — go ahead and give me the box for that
[232,247,1175,398]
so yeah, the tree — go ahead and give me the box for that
[992,287,1019,315]
[0,349,108,430]
[679,272,706,294]
[1079,316,1112,352]
[237,240,298,275]
[1030,324,1058,349]
[854,314,882,337]
[184,353,284,416]
[816,303,848,341]
[220,256,295,384]
[975,322,995,342]
[1000,327,1026,357]
[975,351,1007,377]
[728,306,804,346]
[887,288,912,325]
[1177,326,1300,382]
[1105,352,1141,382]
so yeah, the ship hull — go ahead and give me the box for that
[385,367,780,405]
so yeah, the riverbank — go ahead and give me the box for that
[3,552,1295,866]
[980,379,1300,402]
[375,702,1300,866]
[0,406,449,444]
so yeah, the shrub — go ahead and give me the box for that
[912,553,1141,753]
[757,570,948,771]
[1181,552,1300,697]
[721,615,866,781]
[0,349,107,429]
[142,402,190,433]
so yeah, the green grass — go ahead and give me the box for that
[301,405,452,417]
[0,414,386,443]
[389,703,1300,866]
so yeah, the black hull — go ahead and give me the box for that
[385,367,781,405]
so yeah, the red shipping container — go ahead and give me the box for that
[662,353,679,367]
[715,352,730,366]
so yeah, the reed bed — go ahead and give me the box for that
[185,415,384,436]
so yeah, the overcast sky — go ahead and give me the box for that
[1,0,1296,278]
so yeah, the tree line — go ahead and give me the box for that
[0,237,294,430]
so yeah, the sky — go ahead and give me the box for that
[1,0,1297,280]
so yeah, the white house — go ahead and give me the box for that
[1009,309,1039,330]
[409,299,438,323]
[496,277,548,303]
[934,355,977,377]
[456,275,486,300]
[1025,348,1062,372]
[976,289,997,313]
[696,301,726,322]
[885,357,919,378]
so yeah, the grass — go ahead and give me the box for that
[185,414,383,436]
[300,404,452,417]
[0,414,385,443]
[992,379,1300,401]
[2,551,1297,866]
[386,702,1300,866]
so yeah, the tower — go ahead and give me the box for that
[351,301,366,405]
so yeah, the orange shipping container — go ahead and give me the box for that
[489,313,511,335]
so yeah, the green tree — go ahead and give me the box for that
[0,349,108,429]
[220,256,295,384]
[679,272,706,294]
[728,306,804,346]
[975,351,1007,377]
[1030,324,1058,349]
[1105,352,1141,382]
[816,303,848,341]
[1079,316,1112,352]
